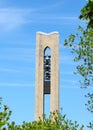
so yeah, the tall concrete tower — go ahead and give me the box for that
[35,32,59,120]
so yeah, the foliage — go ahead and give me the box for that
[63,3,93,130]
[64,0,93,115]
[0,97,12,129]
[6,110,84,130]
[0,98,84,130]
[79,0,93,28]
[64,26,93,88]
[87,121,93,129]
[85,93,93,113]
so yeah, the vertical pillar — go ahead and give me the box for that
[35,32,59,120]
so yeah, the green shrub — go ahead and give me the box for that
[7,110,84,130]
[0,98,84,130]
[0,97,12,130]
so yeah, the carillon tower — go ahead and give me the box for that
[35,32,59,120]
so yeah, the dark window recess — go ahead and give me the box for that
[44,55,51,94]
[44,81,50,94]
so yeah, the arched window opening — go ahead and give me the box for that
[44,47,51,117]
[44,47,51,57]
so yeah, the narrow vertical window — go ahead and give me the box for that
[44,47,51,117]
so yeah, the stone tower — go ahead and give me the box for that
[35,32,59,120]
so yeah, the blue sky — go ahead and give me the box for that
[0,0,93,129]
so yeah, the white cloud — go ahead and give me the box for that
[61,79,77,84]
[34,1,64,12]
[60,55,75,65]
[41,16,78,20]
[0,67,34,73]
[61,85,79,89]
[0,6,82,31]
[0,56,34,62]
[0,48,35,61]
[60,79,80,89]
[0,68,21,73]
[60,71,74,75]
[0,8,32,31]
[0,83,34,87]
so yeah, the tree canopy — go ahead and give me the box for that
[64,0,93,128]
[0,98,84,130]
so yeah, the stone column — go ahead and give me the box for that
[35,32,59,120]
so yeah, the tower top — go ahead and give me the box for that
[36,31,59,35]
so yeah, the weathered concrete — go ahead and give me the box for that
[35,32,59,120]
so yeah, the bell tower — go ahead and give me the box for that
[35,32,59,120]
